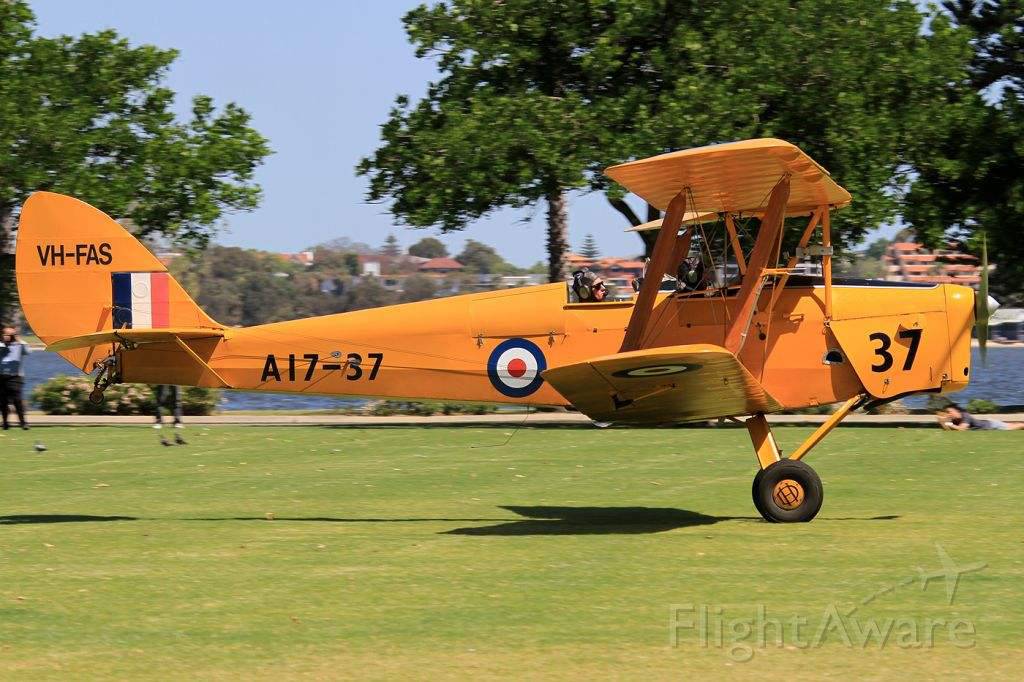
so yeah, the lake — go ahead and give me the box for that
[20,346,1024,411]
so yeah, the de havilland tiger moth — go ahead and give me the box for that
[15,138,995,522]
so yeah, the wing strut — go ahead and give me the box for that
[620,190,687,352]
[723,177,791,355]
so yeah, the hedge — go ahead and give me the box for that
[31,375,220,416]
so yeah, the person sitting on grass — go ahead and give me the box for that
[937,403,1024,431]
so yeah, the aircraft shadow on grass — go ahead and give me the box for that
[0,514,137,525]
[0,510,899,534]
[442,507,900,535]
[444,506,749,535]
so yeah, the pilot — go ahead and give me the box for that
[571,269,607,303]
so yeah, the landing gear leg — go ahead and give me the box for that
[744,396,864,523]
[88,353,121,404]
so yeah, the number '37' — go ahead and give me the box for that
[868,329,923,372]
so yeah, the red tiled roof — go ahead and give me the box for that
[610,260,645,269]
[891,242,920,251]
[419,257,464,270]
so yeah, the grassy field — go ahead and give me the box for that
[1,424,1021,680]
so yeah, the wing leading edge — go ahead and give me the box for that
[542,344,782,424]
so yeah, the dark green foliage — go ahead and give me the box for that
[399,274,438,303]
[173,247,297,326]
[965,398,1000,414]
[456,239,511,274]
[904,1,1024,301]
[408,237,449,259]
[579,233,600,259]
[360,0,978,276]
[382,234,401,257]
[31,374,220,415]
[367,400,497,416]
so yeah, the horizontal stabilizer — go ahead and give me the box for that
[542,344,781,424]
[46,328,225,352]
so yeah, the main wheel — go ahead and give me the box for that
[752,459,823,523]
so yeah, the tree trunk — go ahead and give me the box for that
[0,205,15,328]
[546,189,569,283]
[642,202,662,258]
[608,195,663,258]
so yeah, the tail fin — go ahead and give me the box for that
[16,192,220,372]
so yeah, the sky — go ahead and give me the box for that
[29,1,896,265]
[29,0,646,266]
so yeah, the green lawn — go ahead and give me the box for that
[1,425,1021,679]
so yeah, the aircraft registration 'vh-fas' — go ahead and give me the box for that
[16,138,994,523]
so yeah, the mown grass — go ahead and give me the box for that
[1,425,1021,679]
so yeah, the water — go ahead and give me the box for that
[20,346,1024,411]
[22,351,363,411]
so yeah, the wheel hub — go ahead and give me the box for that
[772,478,805,510]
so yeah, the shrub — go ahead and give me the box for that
[965,398,1000,414]
[367,400,498,416]
[925,395,954,412]
[866,399,910,415]
[31,375,221,416]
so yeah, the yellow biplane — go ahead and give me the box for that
[15,139,991,522]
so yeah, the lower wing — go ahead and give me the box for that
[542,344,781,424]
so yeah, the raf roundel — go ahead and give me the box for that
[487,338,547,398]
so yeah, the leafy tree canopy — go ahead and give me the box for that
[904,0,1024,300]
[408,236,448,259]
[359,0,975,281]
[455,239,506,274]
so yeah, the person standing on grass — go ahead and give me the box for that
[0,326,30,430]
[153,384,186,446]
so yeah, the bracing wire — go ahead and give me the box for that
[469,405,533,448]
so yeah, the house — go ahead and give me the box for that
[882,240,983,287]
[418,257,465,275]
[278,251,315,267]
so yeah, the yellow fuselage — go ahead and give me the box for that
[119,280,975,413]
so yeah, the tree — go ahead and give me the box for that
[180,246,296,326]
[864,238,893,261]
[359,0,971,280]
[591,1,973,254]
[381,234,401,257]
[400,274,438,302]
[408,236,448,259]
[0,2,270,323]
[342,277,397,312]
[456,239,508,274]
[579,233,600,259]
[358,1,613,283]
[903,1,1024,300]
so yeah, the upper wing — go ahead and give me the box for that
[46,328,224,352]
[542,344,782,424]
[605,138,850,216]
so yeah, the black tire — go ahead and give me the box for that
[753,459,823,523]
[751,468,768,519]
